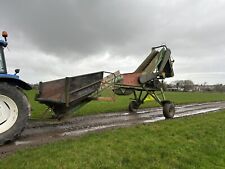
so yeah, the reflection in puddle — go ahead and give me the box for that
[143,117,165,123]
[61,124,120,136]
[175,108,220,118]
[15,141,32,146]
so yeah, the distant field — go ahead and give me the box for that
[1,110,225,169]
[26,89,225,119]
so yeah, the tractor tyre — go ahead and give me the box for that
[128,100,140,113]
[0,83,30,145]
[162,101,175,119]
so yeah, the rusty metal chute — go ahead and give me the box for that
[112,45,175,118]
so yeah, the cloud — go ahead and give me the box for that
[1,1,158,57]
[1,0,225,84]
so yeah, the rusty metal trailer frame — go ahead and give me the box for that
[36,71,104,117]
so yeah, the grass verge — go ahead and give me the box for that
[1,110,225,169]
[26,89,225,119]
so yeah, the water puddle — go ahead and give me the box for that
[143,107,221,124]
[60,124,120,137]
[175,108,220,118]
[143,116,165,123]
[14,140,32,146]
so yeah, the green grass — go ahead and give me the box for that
[1,110,225,169]
[25,90,49,119]
[26,89,225,119]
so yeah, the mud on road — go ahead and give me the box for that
[1,101,225,157]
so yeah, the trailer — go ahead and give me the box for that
[36,72,104,118]
[36,45,175,119]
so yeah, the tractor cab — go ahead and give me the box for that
[0,32,8,74]
[0,31,8,74]
[0,32,20,77]
[0,43,7,74]
[0,31,31,89]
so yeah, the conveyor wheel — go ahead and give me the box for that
[128,100,140,113]
[162,101,175,119]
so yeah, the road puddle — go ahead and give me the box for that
[143,117,165,123]
[175,108,220,118]
[60,124,119,137]
[14,140,32,146]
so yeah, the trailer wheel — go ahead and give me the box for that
[163,101,175,119]
[0,83,30,145]
[128,100,140,113]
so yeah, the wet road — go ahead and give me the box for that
[1,101,225,157]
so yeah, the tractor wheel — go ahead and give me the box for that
[162,101,175,119]
[128,100,140,113]
[0,83,30,145]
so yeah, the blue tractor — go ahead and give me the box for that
[0,31,31,144]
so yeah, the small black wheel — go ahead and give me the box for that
[162,101,175,119]
[0,83,30,145]
[128,100,140,113]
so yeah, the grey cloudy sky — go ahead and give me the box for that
[0,0,225,84]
